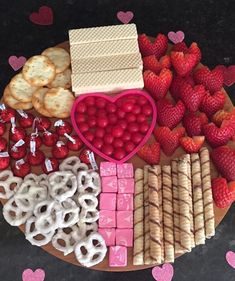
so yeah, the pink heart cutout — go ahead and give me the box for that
[117,11,134,24]
[226,251,235,269]
[215,65,235,87]
[71,90,157,164]
[29,6,53,26]
[152,264,174,281]
[168,31,185,44]
[8,56,26,71]
[22,269,45,281]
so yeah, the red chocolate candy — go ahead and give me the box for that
[34,117,51,131]
[0,137,7,151]
[42,130,58,147]
[0,108,15,123]
[0,152,10,170]
[54,120,72,136]
[0,123,6,136]
[27,150,45,165]
[42,157,59,174]
[52,141,69,159]
[12,160,31,177]
[66,135,83,151]
[10,127,26,142]
[9,144,27,160]
[18,112,34,128]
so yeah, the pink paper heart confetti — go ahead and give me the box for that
[116,11,134,24]
[226,251,235,269]
[215,65,235,87]
[22,269,45,281]
[152,264,174,281]
[8,56,26,71]
[29,6,53,26]
[168,31,185,44]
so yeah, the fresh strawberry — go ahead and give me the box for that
[203,122,235,147]
[211,146,235,181]
[212,109,235,127]
[179,83,206,112]
[188,42,202,65]
[138,33,168,59]
[182,112,208,136]
[154,126,185,156]
[171,42,188,52]
[79,148,91,164]
[180,136,205,153]
[194,66,224,92]
[170,51,197,77]
[212,178,235,208]
[137,141,160,164]
[143,55,171,74]
[169,74,195,101]
[157,98,185,129]
[200,90,226,117]
[143,69,173,100]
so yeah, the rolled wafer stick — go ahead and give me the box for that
[143,165,152,265]
[185,154,195,248]
[133,168,144,265]
[162,165,174,263]
[157,166,164,263]
[191,153,206,245]
[172,159,185,254]
[148,166,161,264]
[199,147,215,239]
[178,155,191,252]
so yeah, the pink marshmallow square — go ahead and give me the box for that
[116,211,133,228]
[99,210,116,228]
[117,194,133,211]
[116,228,133,247]
[109,246,127,267]
[100,162,116,176]
[98,228,115,246]
[99,193,116,210]
[117,163,133,178]
[102,176,118,193]
[118,178,134,194]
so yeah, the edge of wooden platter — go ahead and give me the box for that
[0,39,233,272]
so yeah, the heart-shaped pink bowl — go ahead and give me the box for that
[71,89,157,163]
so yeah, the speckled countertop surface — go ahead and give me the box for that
[0,1,235,280]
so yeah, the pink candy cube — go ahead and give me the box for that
[117,163,133,178]
[116,228,133,247]
[118,178,134,194]
[117,194,133,211]
[100,193,116,210]
[109,246,127,267]
[102,176,118,193]
[100,162,116,177]
[98,228,115,246]
[116,211,133,228]
[99,210,116,228]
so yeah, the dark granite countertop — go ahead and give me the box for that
[0,1,235,280]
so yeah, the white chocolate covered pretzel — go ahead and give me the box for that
[80,207,99,223]
[58,198,80,228]
[78,193,98,209]
[59,156,88,175]
[0,171,22,199]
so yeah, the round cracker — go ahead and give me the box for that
[48,68,72,89]
[42,47,70,74]
[32,88,53,117]
[22,55,56,87]
[9,73,38,102]
[44,87,74,118]
[3,85,33,110]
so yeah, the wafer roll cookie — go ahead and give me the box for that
[133,168,144,265]
[185,154,195,248]
[162,165,174,263]
[200,147,215,238]
[178,156,191,252]
[148,166,161,264]
[143,165,152,264]
[191,153,206,245]
[172,159,184,254]
[157,166,164,262]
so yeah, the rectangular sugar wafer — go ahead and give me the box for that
[70,39,139,59]
[69,24,137,44]
[72,68,144,95]
[71,53,143,74]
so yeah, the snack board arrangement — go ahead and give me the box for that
[0,23,235,271]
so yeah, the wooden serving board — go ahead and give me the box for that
[0,40,234,272]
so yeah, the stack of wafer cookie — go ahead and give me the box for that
[133,147,215,265]
[69,24,144,95]
[3,47,74,118]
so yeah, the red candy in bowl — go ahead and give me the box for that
[71,90,157,163]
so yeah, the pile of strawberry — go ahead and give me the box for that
[136,33,235,209]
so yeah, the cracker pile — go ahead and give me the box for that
[133,147,215,265]
[4,47,74,118]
